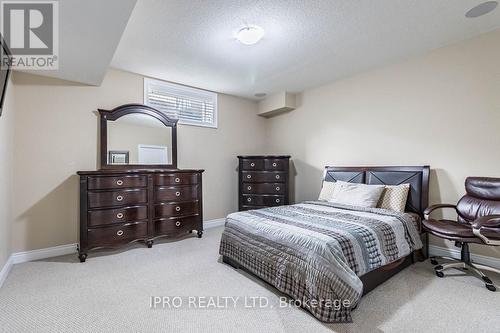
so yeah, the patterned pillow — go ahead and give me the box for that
[318,181,336,201]
[377,184,410,212]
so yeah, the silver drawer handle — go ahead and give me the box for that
[116,213,124,219]
[275,175,280,179]
[116,195,124,201]
[247,186,252,190]
[116,180,123,186]
[272,162,277,167]
[247,175,251,179]
[175,177,180,183]
[175,221,181,227]
[250,162,255,167]
[117,230,124,236]
[276,199,280,203]
[276,187,280,191]
[175,206,181,211]
[175,191,181,197]
[247,198,252,202]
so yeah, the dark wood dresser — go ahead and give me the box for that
[77,104,205,262]
[238,155,290,211]
[77,169,203,262]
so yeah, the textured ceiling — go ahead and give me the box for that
[111,0,500,99]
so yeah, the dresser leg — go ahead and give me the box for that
[146,240,154,248]
[78,253,87,263]
[197,230,203,238]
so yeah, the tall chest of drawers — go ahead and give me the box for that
[77,169,203,262]
[238,155,290,211]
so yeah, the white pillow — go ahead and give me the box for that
[377,184,410,212]
[328,181,385,208]
[318,181,336,201]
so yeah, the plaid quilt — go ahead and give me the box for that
[219,201,423,322]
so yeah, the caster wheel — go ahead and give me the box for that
[434,265,443,271]
[78,253,87,263]
[189,230,193,234]
[430,258,438,265]
[147,241,153,248]
[486,284,496,292]
[197,231,203,239]
[436,271,444,278]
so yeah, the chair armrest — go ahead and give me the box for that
[423,204,457,220]
[472,215,500,229]
[472,215,500,246]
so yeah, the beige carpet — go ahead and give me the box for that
[1,226,499,333]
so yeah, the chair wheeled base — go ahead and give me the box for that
[430,243,498,292]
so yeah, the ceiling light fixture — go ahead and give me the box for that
[465,1,498,18]
[236,26,265,45]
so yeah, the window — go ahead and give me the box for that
[144,78,218,128]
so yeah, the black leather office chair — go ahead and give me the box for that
[423,177,500,291]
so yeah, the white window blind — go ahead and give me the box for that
[144,78,218,128]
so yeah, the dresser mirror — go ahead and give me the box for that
[99,104,177,169]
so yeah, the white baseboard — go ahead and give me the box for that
[0,256,13,289]
[204,218,226,229]
[11,243,78,265]
[429,245,500,270]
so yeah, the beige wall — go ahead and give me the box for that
[11,69,266,252]
[266,30,500,258]
[0,75,15,268]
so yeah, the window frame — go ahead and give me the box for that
[143,77,218,129]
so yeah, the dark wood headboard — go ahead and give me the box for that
[323,166,430,216]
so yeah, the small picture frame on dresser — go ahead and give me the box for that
[237,155,291,211]
[108,150,129,164]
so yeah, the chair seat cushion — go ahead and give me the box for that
[422,219,475,238]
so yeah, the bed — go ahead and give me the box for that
[219,166,430,322]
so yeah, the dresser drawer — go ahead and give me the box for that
[243,183,285,195]
[264,159,287,171]
[88,205,148,227]
[154,201,199,218]
[154,185,198,202]
[241,195,285,206]
[242,171,286,183]
[87,222,148,248]
[154,173,199,186]
[240,159,264,171]
[154,215,200,235]
[88,189,147,209]
[88,175,147,190]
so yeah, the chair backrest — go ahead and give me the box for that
[457,177,500,223]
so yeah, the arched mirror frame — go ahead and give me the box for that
[99,104,178,169]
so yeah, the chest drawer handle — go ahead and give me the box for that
[276,199,281,203]
[272,162,277,167]
[116,213,124,219]
[247,186,252,191]
[275,175,280,180]
[250,162,255,167]
[175,221,181,227]
[116,180,124,186]
[116,195,124,202]
[276,186,280,191]
[247,197,252,202]
[175,177,180,183]
[175,206,181,212]
[175,191,181,197]
[116,230,124,236]
[247,175,252,179]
